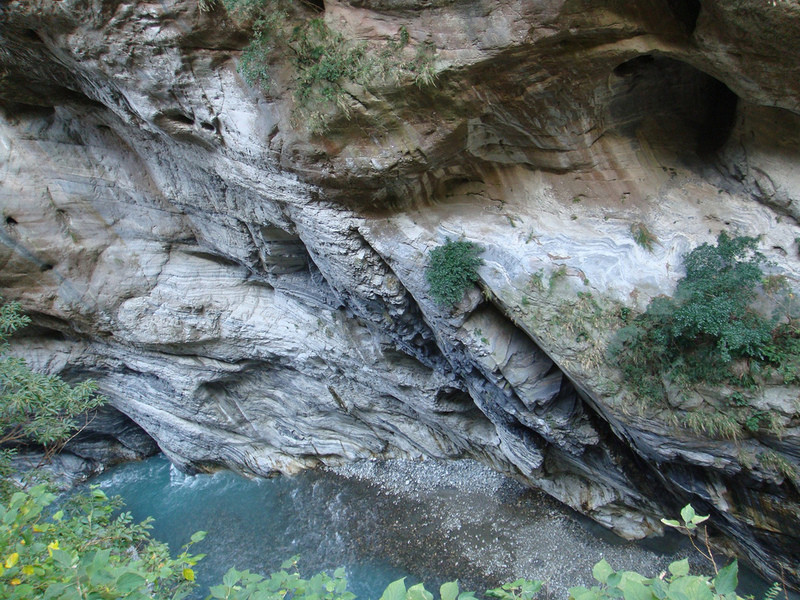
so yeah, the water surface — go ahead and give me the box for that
[93,455,413,599]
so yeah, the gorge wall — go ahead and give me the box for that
[1,0,799,587]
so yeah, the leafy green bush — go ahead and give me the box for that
[426,239,484,307]
[0,484,204,599]
[611,233,800,408]
[568,557,740,600]
[0,301,105,498]
[210,566,541,600]
[208,559,354,600]
[571,505,746,600]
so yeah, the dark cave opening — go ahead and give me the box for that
[607,54,739,159]
[696,77,739,155]
[20,29,45,43]
[666,0,701,34]
[612,54,654,77]
[168,112,195,126]
[5,216,17,225]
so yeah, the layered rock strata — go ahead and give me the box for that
[1,0,799,586]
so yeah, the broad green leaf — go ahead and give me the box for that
[680,505,696,525]
[650,578,667,599]
[51,548,74,568]
[223,567,241,588]
[620,579,653,600]
[688,578,714,600]
[380,578,407,600]
[10,583,35,599]
[92,548,111,568]
[569,586,599,600]
[593,559,614,584]
[116,571,146,593]
[670,576,713,600]
[407,582,434,600]
[441,581,460,600]
[190,531,207,543]
[521,580,543,599]
[668,559,690,578]
[43,582,70,599]
[209,585,229,599]
[608,573,622,588]
[183,567,196,582]
[620,572,648,584]
[713,561,738,596]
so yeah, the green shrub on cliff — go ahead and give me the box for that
[426,239,484,307]
[611,232,799,411]
[0,302,105,497]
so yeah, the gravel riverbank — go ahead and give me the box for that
[330,458,694,598]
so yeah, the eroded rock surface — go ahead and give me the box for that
[1,0,799,586]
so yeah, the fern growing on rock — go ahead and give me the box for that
[426,238,484,307]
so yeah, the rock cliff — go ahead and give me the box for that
[1,0,799,586]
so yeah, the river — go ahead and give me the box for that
[90,454,782,600]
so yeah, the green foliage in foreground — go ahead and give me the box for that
[0,302,105,497]
[611,233,800,407]
[0,484,204,599]
[0,483,761,600]
[426,239,485,307]
[569,503,748,600]
[221,0,436,131]
[569,557,740,600]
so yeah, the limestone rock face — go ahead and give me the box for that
[1,0,799,585]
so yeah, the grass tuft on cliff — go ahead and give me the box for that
[222,0,437,131]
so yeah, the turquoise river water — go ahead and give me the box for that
[92,455,414,599]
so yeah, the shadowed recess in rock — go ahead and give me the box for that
[607,55,739,158]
